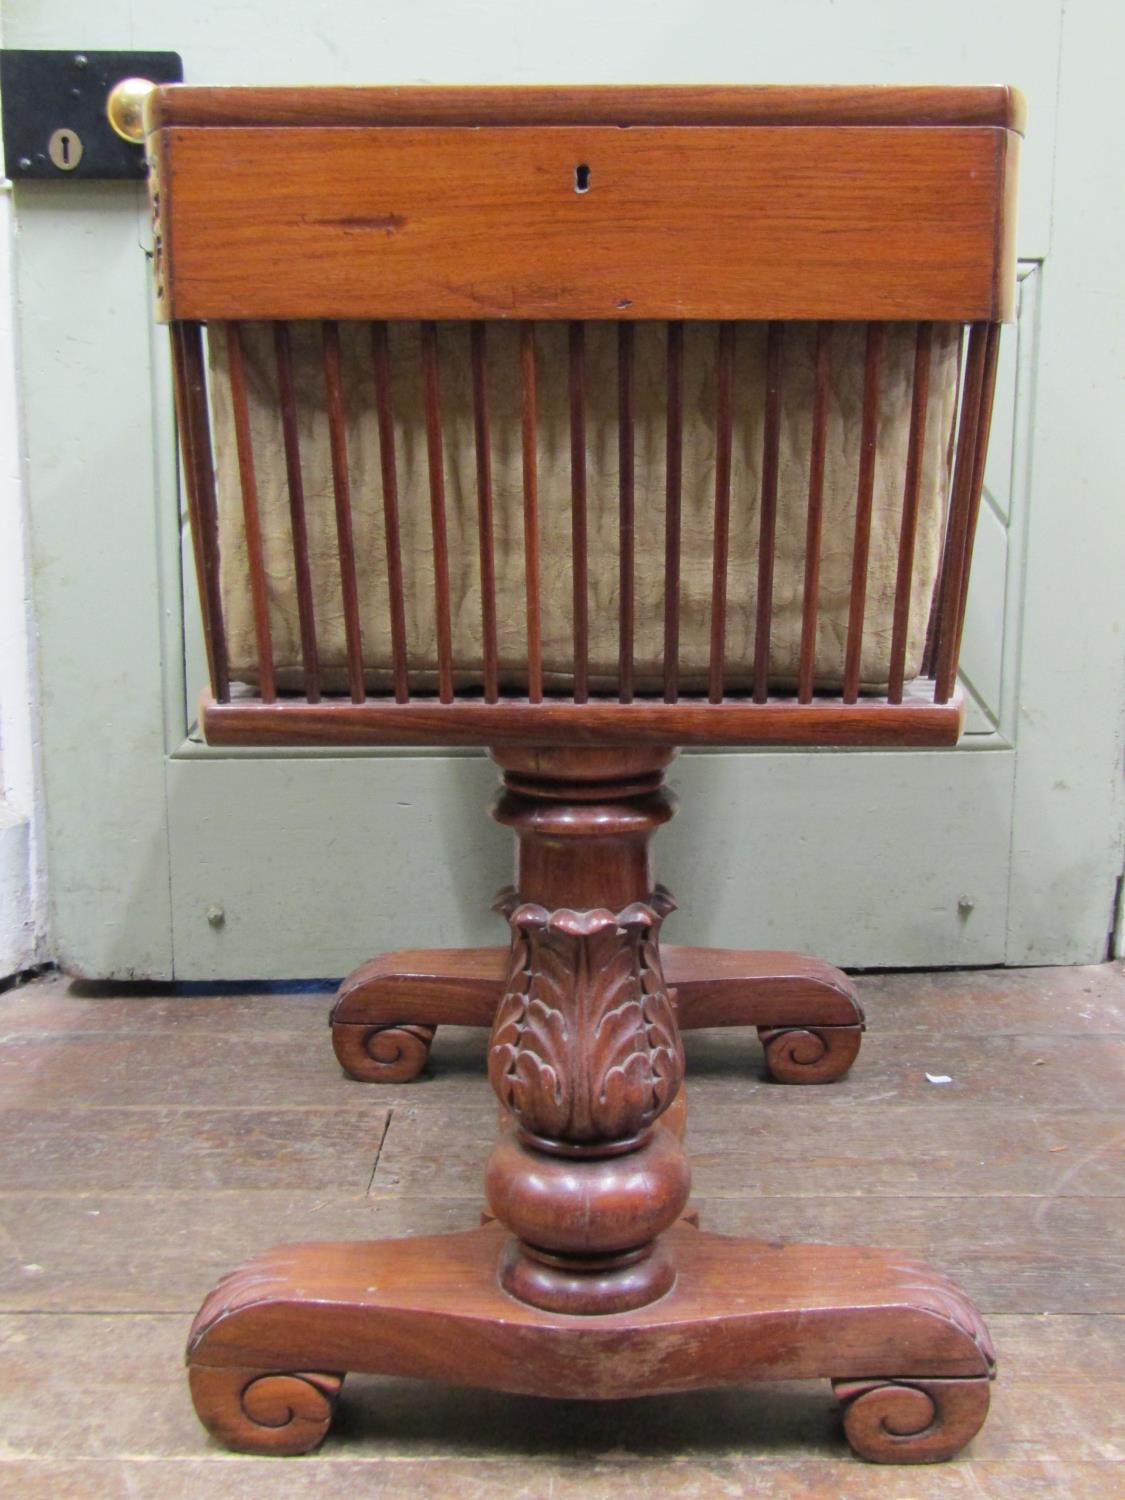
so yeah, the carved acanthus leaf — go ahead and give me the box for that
[487,897,684,1147]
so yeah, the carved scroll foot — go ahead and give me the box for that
[834,1376,992,1463]
[330,946,505,1081]
[331,1021,435,1083]
[758,1024,863,1084]
[666,947,865,1082]
[185,1225,994,1459]
[187,1365,343,1455]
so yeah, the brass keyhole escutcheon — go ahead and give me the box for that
[47,127,83,171]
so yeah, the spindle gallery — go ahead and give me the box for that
[144,83,1022,1463]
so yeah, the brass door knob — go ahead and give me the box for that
[106,76,156,144]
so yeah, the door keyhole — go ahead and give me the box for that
[48,128,83,171]
[574,163,591,193]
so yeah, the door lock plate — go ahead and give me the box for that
[1,49,182,181]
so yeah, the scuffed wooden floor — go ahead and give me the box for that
[1,962,1122,1498]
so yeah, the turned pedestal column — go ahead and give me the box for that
[484,745,689,1313]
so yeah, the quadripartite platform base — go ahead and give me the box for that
[187,1221,994,1464]
[329,943,865,1085]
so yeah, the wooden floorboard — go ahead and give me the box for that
[0,962,1121,1495]
[1,1458,1121,1499]
[374,1101,1124,1197]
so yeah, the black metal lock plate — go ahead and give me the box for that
[1,49,183,181]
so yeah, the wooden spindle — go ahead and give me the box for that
[618,322,635,704]
[753,322,784,703]
[225,320,276,703]
[887,322,933,705]
[420,321,454,704]
[273,322,320,702]
[708,322,735,704]
[950,322,1001,669]
[170,326,211,659]
[923,326,968,678]
[322,320,365,703]
[470,322,500,703]
[945,326,967,486]
[932,322,990,702]
[370,321,410,703]
[569,321,589,703]
[171,321,229,702]
[663,322,684,704]
[842,321,883,704]
[521,322,543,704]
[797,322,831,704]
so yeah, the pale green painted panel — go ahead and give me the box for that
[996,267,1040,749]
[0,808,32,976]
[959,502,1007,726]
[663,750,1014,969]
[167,754,509,977]
[983,320,1018,524]
[959,302,1023,734]
[14,186,173,978]
[168,748,1013,978]
[1005,3,1125,964]
[959,692,995,739]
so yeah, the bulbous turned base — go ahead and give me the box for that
[485,1123,691,1259]
[486,1121,691,1313]
[498,1235,678,1315]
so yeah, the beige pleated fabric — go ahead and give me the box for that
[208,321,960,696]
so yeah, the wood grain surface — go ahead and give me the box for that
[149,83,1027,133]
[200,684,966,747]
[154,123,1016,322]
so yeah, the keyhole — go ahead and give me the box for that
[574,163,591,193]
[48,127,83,171]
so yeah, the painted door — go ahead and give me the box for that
[9,0,1123,978]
